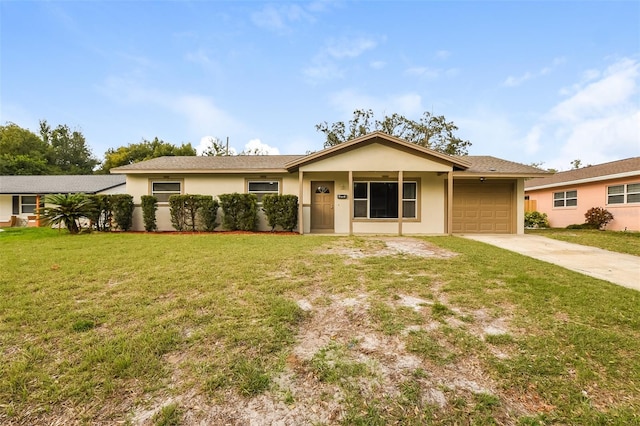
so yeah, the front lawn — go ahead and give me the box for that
[1,228,638,425]
[526,228,640,256]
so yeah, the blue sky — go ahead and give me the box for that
[1,0,638,170]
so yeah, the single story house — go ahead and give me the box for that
[112,132,549,235]
[524,157,640,231]
[0,175,126,226]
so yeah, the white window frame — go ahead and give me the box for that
[151,181,182,203]
[21,195,38,214]
[247,180,280,203]
[553,190,577,208]
[353,181,417,219]
[607,183,640,205]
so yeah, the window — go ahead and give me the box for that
[248,180,279,202]
[553,190,577,207]
[21,196,38,213]
[12,195,39,214]
[608,183,640,204]
[152,181,181,202]
[353,181,417,219]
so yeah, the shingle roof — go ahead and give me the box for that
[524,157,640,189]
[110,155,305,172]
[0,175,126,194]
[456,156,550,175]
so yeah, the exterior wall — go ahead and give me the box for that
[300,142,452,172]
[300,171,447,235]
[0,195,13,221]
[526,176,640,231]
[127,173,297,231]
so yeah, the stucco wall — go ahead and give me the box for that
[526,176,640,231]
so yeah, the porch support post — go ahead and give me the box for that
[397,170,403,236]
[298,170,304,234]
[36,194,41,227]
[348,170,353,236]
[447,171,453,235]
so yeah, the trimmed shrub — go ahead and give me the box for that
[262,194,298,231]
[524,211,549,228]
[566,223,598,230]
[111,194,134,231]
[87,194,112,231]
[169,194,216,231]
[219,193,258,231]
[141,195,158,232]
[199,197,220,232]
[584,207,614,230]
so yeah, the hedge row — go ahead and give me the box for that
[87,194,134,231]
[139,193,298,232]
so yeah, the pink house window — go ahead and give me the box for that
[607,183,640,205]
[553,190,577,207]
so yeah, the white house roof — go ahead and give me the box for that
[0,175,126,194]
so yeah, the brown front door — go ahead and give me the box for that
[311,181,334,231]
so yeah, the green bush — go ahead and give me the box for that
[141,195,158,232]
[524,211,549,228]
[199,197,220,232]
[566,223,599,230]
[111,194,134,231]
[169,194,217,231]
[87,195,112,231]
[584,207,614,230]
[40,193,93,234]
[219,193,258,231]
[262,194,298,231]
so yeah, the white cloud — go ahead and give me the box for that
[196,136,237,156]
[304,35,379,83]
[325,37,377,59]
[404,66,440,79]
[520,57,640,170]
[503,57,565,87]
[251,4,313,33]
[243,138,280,155]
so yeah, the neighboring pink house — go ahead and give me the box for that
[524,157,640,231]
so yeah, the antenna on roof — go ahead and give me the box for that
[226,137,229,156]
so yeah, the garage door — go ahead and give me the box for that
[452,181,514,234]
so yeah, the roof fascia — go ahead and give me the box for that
[453,172,554,179]
[285,131,471,170]
[525,170,640,191]
[111,168,291,175]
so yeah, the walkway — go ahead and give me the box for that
[462,234,640,291]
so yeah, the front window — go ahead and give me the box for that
[353,181,417,219]
[152,181,181,202]
[248,180,279,203]
[553,190,577,207]
[21,196,38,214]
[608,183,640,204]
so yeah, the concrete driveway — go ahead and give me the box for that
[462,234,640,291]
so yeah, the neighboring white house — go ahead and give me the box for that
[111,132,550,235]
[0,175,126,226]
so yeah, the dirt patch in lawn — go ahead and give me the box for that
[318,236,458,259]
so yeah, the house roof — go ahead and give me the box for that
[525,157,640,190]
[109,132,550,178]
[454,156,552,177]
[110,155,305,174]
[0,175,126,194]
[284,131,472,170]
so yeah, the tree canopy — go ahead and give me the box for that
[98,137,197,172]
[0,121,99,175]
[315,109,471,156]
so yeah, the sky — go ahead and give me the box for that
[1,0,639,171]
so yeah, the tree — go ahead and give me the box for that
[40,193,94,234]
[98,137,197,172]
[0,123,52,174]
[201,137,229,156]
[315,109,471,155]
[39,120,99,174]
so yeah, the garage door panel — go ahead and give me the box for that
[452,181,514,234]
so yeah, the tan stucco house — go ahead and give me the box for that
[525,157,640,231]
[111,132,550,235]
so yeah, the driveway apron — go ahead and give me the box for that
[461,234,640,291]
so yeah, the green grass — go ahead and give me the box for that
[526,228,640,256]
[1,227,638,424]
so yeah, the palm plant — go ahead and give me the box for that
[40,193,94,234]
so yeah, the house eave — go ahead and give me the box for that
[525,171,640,191]
[111,168,291,175]
[453,172,554,179]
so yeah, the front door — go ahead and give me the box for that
[311,181,334,231]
